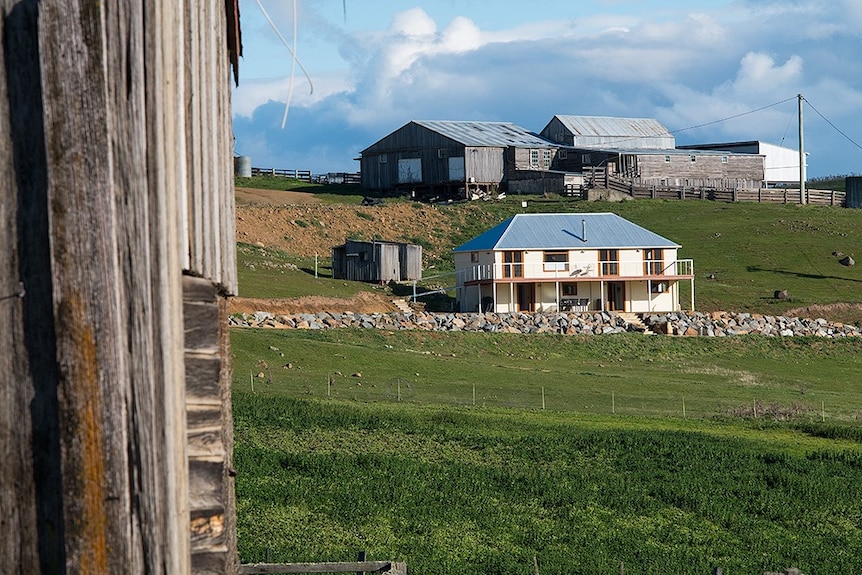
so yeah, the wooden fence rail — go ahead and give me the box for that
[239,561,407,574]
[250,167,313,181]
[598,174,846,207]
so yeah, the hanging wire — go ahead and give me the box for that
[668,96,797,135]
[802,96,862,151]
[778,107,795,147]
[254,0,314,129]
[587,96,798,149]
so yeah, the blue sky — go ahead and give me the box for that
[232,0,862,178]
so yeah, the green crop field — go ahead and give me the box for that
[233,394,862,574]
[231,187,862,573]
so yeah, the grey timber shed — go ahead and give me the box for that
[360,120,558,198]
[332,240,422,283]
[541,115,676,150]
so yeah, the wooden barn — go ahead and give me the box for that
[540,115,676,150]
[540,115,765,188]
[1,1,239,573]
[332,240,422,283]
[359,120,561,198]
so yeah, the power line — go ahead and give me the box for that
[802,96,862,152]
[669,96,797,135]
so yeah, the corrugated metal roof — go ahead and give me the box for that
[571,146,751,157]
[555,115,673,139]
[453,213,680,252]
[414,120,555,148]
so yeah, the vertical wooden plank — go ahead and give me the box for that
[186,0,203,274]
[147,0,193,571]
[203,0,217,280]
[37,1,135,571]
[0,3,48,570]
[104,0,153,569]
[218,0,237,294]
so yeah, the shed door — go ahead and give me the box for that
[397,158,422,183]
[448,156,465,181]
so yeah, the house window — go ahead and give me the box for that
[561,282,578,296]
[543,251,569,272]
[643,248,664,275]
[543,149,551,168]
[582,153,592,165]
[600,249,619,276]
[690,154,697,163]
[470,252,479,263]
[651,282,668,294]
[378,155,388,163]
[437,148,447,159]
[721,155,729,163]
[530,149,539,168]
[664,155,671,163]
[503,251,523,278]
[559,149,568,160]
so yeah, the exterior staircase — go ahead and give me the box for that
[617,312,656,335]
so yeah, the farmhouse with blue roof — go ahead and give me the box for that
[453,213,694,313]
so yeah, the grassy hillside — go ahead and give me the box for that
[234,394,862,574]
[236,196,862,321]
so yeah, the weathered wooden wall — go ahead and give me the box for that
[0,0,237,573]
[637,153,765,182]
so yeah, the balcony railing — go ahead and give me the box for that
[460,259,693,283]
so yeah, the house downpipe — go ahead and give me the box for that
[582,219,587,242]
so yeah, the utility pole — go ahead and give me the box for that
[798,93,807,204]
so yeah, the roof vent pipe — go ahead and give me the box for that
[582,219,587,242]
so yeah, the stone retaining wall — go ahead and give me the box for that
[229,310,861,338]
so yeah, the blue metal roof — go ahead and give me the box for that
[453,213,680,252]
[414,120,555,148]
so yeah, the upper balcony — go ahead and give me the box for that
[459,259,694,283]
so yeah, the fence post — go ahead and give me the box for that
[356,551,366,575]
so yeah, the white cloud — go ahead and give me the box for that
[232,1,862,177]
[732,52,803,93]
[232,74,351,118]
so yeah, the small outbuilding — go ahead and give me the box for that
[332,239,422,283]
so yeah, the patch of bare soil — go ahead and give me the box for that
[235,187,322,205]
[784,303,862,324]
[229,292,398,315]
[235,197,453,259]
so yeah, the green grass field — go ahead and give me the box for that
[232,186,862,573]
[233,394,862,574]
[231,328,862,421]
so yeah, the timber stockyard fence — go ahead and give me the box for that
[249,167,361,185]
[585,167,846,206]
